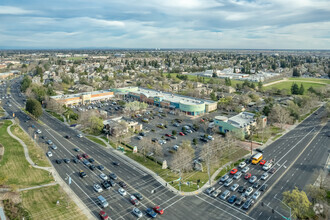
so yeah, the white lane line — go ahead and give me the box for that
[194,195,245,220]
[259,212,263,216]
[163,196,185,210]
[159,195,180,207]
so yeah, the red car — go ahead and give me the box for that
[82,153,89,159]
[244,173,252,179]
[153,206,164,215]
[165,134,172,137]
[179,132,185,136]
[99,210,109,220]
[230,168,238,175]
[77,154,83,160]
[260,160,266,166]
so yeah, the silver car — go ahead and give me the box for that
[132,208,143,218]
[252,191,261,200]
[224,178,233,187]
[205,187,215,195]
[249,176,257,184]
[245,187,253,196]
[220,190,230,200]
[233,171,242,179]
[261,172,269,180]
[242,166,250,173]
[230,183,239,191]
[93,183,103,193]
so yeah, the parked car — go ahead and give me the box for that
[235,197,246,206]
[242,167,250,173]
[238,162,247,168]
[153,206,164,215]
[97,165,105,171]
[224,178,233,187]
[100,173,108,181]
[233,171,242,179]
[132,208,143,218]
[238,186,246,193]
[99,210,109,220]
[242,199,254,210]
[133,193,143,201]
[227,195,237,204]
[244,187,253,197]
[146,208,157,218]
[260,184,269,192]
[109,173,117,180]
[47,151,53,157]
[230,168,238,175]
[130,195,139,205]
[205,187,215,195]
[220,190,230,200]
[252,191,261,200]
[261,172,269,180]
[253,182,261,188]
[220,174,229,182]
[211,189,221,198]
[230,184,239,191]
[260,160,266,165]
[244,173,252,179]
[249,176,257,184]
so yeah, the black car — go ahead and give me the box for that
[79,171,87,178]
[72,158,79,163]
[64,135,71,139]
[260,184,268,191]
[199,137,208,142]
[113,161,120,166]
[64,159,70,163]
[89,164,96,170]
[102,181,111,190]
[245,158,252,164]
[152,138,158,142]
[165,138,171,142]
[170,136,177,139]
[109,173,117,180]
[55,159,62,164]
[97,165,105,171]
[119,181,127,188]
[235,197,245,206]
[256,148,263,153]
[73,148,80,152]
[139,132,146,136]
[253,182,260,188]
[238,186,246,193]
[133,193,143,201]
[88,158,95,163]
[107,179,116,187]
[41,136,47,140]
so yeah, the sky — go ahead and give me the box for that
[0,0,329,49]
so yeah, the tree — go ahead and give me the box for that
[292,68,300,77]
[26,98,43,119]
[262,105,271,116]
[21,75,32,92]
[299,83,304,95]
[139,138,153,161]
[171,140,195,173]
[306,184,326,203]
[282,187,311,219]
[172,130,177,136]
[291,83,299,95]
[210,91,217,101]
[258,81,263,90]
[269,104,291,129]
[88,116,104,135]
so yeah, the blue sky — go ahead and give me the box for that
[0,0,329,49]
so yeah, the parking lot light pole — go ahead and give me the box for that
[274,195,291,220]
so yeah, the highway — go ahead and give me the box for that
[1,76,328,220]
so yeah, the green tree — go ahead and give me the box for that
[70,66,75,73]
[89,116,104,135]
[293,68,300,77]
[291,83,299,95]
[26,98,43,119]
[282,187,312,219]
[258,81,263,90]
[21,75,32,92]
[299,83,304,95]
[210,91,217,101]
[172,130,177,136]
[262,105,271,116]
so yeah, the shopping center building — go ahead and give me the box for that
[112,87,217,116]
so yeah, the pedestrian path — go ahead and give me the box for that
[19,182,58,192]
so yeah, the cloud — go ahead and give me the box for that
[0,6,36,15]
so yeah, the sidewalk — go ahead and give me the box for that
[19,182,58,192]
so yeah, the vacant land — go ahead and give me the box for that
[21,185,87,220]
[11,124,50,167]
[169,73,246,86]
[86,135,107,147]
[0,120,53,188]
[288,77,330,84]
[265,81,326,92]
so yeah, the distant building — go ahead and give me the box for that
[0,72,14,79]
[103,117,142,137]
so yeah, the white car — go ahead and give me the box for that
[47,151,53,157]
[93,183,103,193]
[77,134,83,138]
[99,173,108,181]
[245,187,253,196]
[132,207,143,218]
[252,191,261,200]
[137,136,143,140]
[230,183,239,191]
[233,171,242,179]
[242,166,250,173]
[239,162,246,168]
[173,145,179,151]
[261,172,269,180]
[36,129,42,134]
[263,162,273,171]
[118,188,127,196]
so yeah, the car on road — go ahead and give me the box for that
[132,207,143,218]
[77,134,83,138]
[238,186,246,193]
[79,170,87,178]
[97,165,105,171]
[268,167,276,174]
[72,158,79,163]
[249,176,257,183]
[205,187,215,195]
[47,151,53,157]
[89,164,96,170]
[230,184,239,191]
[93,183,103,193]
[119,181,127,188]
[242,198,254,210]
[113,161,120,166]
[137,135,143,140]
[261,172,269,180]
[99,210,109,220]
[41,135,47,140]
[233,171,242,179]
[242,167,250,173]
[46,140,53,145]
[224,178,233,187]
[256,148,263,153]
[109,173,117,180]
[263,162,273,171]
[260,184,269,191]
[179,132,185,136]
[238,162,246,168]
[153,206,164,215]
[253,182,261,188]
[83,159,90,166]
[55,159,62,164]
[244,187,253,197]
[133,193,143,201]
[260,160,266,166]
[102,181,111,190]
[77,154,83,160]
[36,129,42,134]
[220,190,230,200]
[64,135,71,139]
[64,158,70,163]
[252,191,261,200]
[146,208,157,218]
[100,173,108,181]
[165,134,172,137]
[82,153,89,159]
[235,197,246,206]
[88,158,95,163]
[220,174,229,182]
[51,144,57,150]
[230,168,238,175]
[130,195,139,205]
[74,148,80,152]
[227,195,237,204]
[244,173,252,180]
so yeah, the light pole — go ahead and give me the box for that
[65,172,75,186]
[274,195,291,220]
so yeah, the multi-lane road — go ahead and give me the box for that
[1,76,329,220]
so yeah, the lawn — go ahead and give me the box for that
[65,56,86,61]
[21,185,87,220]
[11,124,50,167]
[46,110,64,122]
[0,120,53,188]
[86,135,107,147]
[0,106,4,117]
[265,81,327,93]
[288,77,330,84]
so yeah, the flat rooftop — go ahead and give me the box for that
[229,112,255,128]
[132,87,215,105]
[51,89,113,99]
